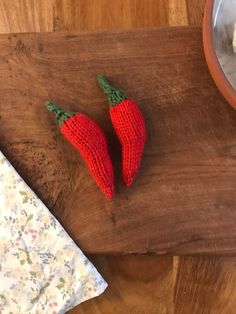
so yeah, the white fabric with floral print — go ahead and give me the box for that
[0,150,107,314]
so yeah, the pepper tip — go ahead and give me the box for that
[125,177,133,187]
[105,187,114,200]
[98,74,105,79]
[45,101,52,109]
[45,101,62,114]
[97,74,107,87]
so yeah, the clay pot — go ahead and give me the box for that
[203,0,236,109]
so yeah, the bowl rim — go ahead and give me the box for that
[203,0,236,109]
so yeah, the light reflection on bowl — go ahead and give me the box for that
[213,0,236,90]
[203,0,236,109]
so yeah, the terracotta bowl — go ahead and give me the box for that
[203,0,236,109]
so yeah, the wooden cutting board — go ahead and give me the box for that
[1,27,236,255]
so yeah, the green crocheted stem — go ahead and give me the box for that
[45,101,74,127]
[98,74,127,107]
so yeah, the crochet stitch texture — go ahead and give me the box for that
[110,99,146,186]
[46,102,114,199]
[98,75,146,186]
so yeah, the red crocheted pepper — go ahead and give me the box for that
[98,75,146,187]
[46,102,114,199]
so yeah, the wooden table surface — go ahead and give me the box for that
[1,1,236,313]
[1,27,236,256]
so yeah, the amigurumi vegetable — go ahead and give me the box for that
[98,75,146,187]
[46,101,114,199]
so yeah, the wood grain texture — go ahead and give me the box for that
[73,255,236,313]
[71,255,174,314]
[167,0,189,26]
[0,0,207,34]
[52,0,169,31]
[52,0,206,31]
[175,256,236,314]
[0,0,53,33]
[0,27,236,255]
[186,0,206,26]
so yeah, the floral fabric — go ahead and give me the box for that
[0,150,107,314]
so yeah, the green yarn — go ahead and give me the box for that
[98,74,127,107]
[45,101,74,127]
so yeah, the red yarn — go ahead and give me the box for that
[61,114,114,199]
[110,99,146,186]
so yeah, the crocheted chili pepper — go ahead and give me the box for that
[98,75,146,187]
[46,102,114,199]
